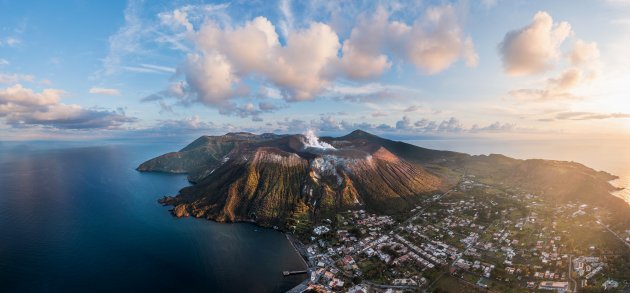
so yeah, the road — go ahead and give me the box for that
[596,220,630,249]
[568,254,577,293]
[364,280,419,290]
[400,189,453,227]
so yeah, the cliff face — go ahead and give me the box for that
[160,147,310,225]
[141,132,442,226]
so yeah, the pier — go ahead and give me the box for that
[283,270,308,276]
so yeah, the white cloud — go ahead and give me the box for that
[186,16,339,103]
[275,115,514,135]
[156,3,230,53]
[0,73,34,84]
[158,3,230,32]
[123,63,176,74]
[278,0,294,38]
[339,8,392,79]
[502,12,601,101]
[0,84,136,129]
[340,5,477,78]
[395,5,478,73]
[499,11,571,75]
[0,59,8,66]
[569,39,600,66]
[471,121,515,132]
[396,115,413,129]
[89,87,121,96]
[0,37,21,47]
[101,0,146,75]
[0,84,60,108]
[181,52,243,106]
[554,111,630,120]
[327,82,420,103]
[150,4,476,117]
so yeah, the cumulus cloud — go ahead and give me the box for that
[503,12,601,101]
[89,87,121,96]
[0,84,60,107]
[340,6,477,78]
[150,4,476,117]
[395,115,413,129]
[339,8,392,79]
[499,11,571,75]
[394,6,478,73]
[568,39,600,66]
[0,84,136,129]
[508,67,585,100]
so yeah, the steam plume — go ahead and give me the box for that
[302,129,335,149]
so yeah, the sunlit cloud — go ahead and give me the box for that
[0,84,136,129]
[499,11,571,76]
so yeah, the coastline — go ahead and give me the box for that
[285,233,311,270]
[610,178,630,206]
[285,233,312,293]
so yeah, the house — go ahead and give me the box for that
[393,278,418,286]
[538,281,569,293]
[602,279,619,290]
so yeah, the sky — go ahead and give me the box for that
[1,0,630,140]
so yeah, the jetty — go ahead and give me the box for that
[283,270,308,276]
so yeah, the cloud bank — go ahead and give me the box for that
[0,84,136,129]
[152,4,476,117]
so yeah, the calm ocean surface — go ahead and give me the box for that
[0,140,306,293]
[407,138,630,205]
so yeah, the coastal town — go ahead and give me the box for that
[287,176,630,292]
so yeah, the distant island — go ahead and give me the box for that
[138,130,630,292]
